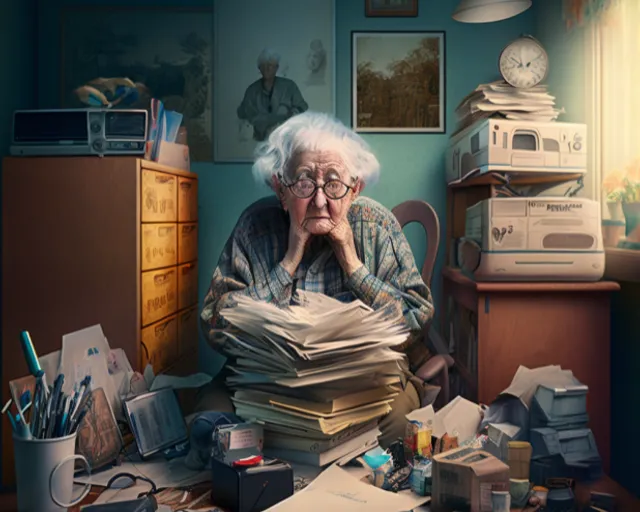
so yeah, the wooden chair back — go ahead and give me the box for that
[392,200,440,288]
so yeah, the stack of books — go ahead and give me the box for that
[218,292,410,466]
[454,80,564,134]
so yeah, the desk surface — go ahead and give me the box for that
[1,475,638,511]
[442,267,621,293]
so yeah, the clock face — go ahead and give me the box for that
[499,37,549,88]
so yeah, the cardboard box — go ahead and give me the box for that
[432,446,510,512]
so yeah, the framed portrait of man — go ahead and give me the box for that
[213,0,335,163]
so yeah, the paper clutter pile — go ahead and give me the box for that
[217,291,410,467]
[454,80,564,133]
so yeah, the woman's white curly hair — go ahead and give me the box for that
[252,111,381,187]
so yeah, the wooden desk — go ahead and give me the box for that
[1,476,638,511]
[441,267,619,473]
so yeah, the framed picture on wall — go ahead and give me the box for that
[213,0,335,163]
[365,0,418,17]
[60,6,214,163]
[351,31,446,134]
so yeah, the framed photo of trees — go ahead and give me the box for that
[351,31,445,133]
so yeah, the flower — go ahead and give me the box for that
[602,169,625,201]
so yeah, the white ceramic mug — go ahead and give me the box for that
[13,432,92,512]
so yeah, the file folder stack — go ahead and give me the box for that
[529,384,603,483]
[217,292,410,466]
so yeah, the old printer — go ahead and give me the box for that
[459,197,604,281]
[446,118,587,185]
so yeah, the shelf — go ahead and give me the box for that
[449,171,584,188]
[442,267,621,293]
[604,248,640,283]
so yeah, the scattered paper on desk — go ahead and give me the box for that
[499,365,578,408]
[59,324,122,419]
[150,373,213,392]
[435,396,482,444]
[265,463,429,511]
[407,397,482,444]
[482,365,581,433]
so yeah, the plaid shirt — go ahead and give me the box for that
[201,195,435,370]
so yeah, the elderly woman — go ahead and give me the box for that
[199,111,434,447]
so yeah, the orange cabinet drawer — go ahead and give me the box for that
[178,262,198,310]
[178,306,199,356]
[141,223,177,271]
[178,177,198,222]
[141,315,178,374]
[141,169,177,222]
[141,267,177,326]
[178,223,198,264]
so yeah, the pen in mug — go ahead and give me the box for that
[2,399,18,434]
[45,374,64,438]
[19,331,49,397]
[14,401,32,439]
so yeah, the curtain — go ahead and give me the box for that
[584,0,640,204]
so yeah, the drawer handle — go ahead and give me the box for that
[180,182,192,190]
[141,341,150,361]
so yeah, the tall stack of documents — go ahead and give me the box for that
[454,80,564,133]
[218,292,410,466]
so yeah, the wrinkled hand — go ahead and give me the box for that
[327,219,362,276]
[281,221,312,276]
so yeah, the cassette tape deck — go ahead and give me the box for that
[10,108,148,157]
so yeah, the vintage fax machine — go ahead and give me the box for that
[446,119,587,185]
[459,197,604,281]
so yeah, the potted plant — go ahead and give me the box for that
[602,169,626,221]
[618,159,640,245]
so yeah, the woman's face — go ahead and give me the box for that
[276,150,361,235]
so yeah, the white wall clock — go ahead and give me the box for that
[499,35,549,88]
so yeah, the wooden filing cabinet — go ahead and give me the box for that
[1,156,199,486]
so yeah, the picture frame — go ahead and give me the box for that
[351,31,446,134]
[60,6,213,162]
[213,0,335,163]
[365,0,418,17]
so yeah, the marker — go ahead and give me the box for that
[19,331,42,376]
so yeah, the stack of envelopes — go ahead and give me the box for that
[218,291,410,466]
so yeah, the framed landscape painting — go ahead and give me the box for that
[352,31,446,134]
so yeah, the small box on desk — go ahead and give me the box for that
[145,140,190,171]
[210,457,294,512]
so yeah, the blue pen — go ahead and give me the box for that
[46,374,64,438]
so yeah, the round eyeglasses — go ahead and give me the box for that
[282,177,356,200]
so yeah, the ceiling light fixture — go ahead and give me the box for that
[453,0,532,23]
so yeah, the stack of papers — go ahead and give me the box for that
[454,80,565,133]
[217,292,410,466]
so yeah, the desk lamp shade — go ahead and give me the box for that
[453,0,532,23]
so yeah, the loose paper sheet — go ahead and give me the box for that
[265,464,429,511]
